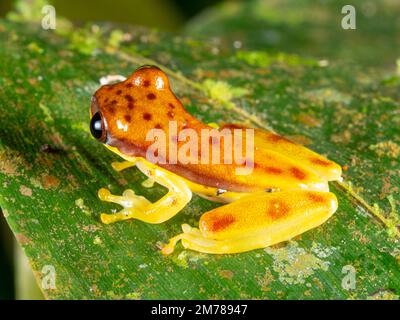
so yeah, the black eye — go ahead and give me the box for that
[90,112,105,141]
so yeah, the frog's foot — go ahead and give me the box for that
[98,158,192,224]
[162,190,338,255]
[98,188,151,224]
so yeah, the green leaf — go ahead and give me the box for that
[0,2,399,299]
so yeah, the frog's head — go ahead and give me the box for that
[89,65,192,157]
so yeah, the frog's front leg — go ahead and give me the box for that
[162,190,337,254]
[99,159,192,224]
[111,160,137,172]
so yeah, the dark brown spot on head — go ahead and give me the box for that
[127,102,134,110]
[143,113,152,121]
[267,200,290,220]
[108,106,115,114]
[307,192,326,203]
[116,89,122,95]
[110,100,117,105]
[106,86,113,91]
[311,158,332,167]
[143,80,150,87]
[104,98,109,103]
[147,93,156,100]
[168,103,175,109]
[290,167,307,180]
[126,83,133,88]
[124,115,131,122]
[210,215,235,232]
[154,123,162,129]
[167,111,175,119]
[125,94,134,102]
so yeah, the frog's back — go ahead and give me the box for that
[92,67,341,193]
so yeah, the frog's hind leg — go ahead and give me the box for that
[98,158,192,224]
[162,190,338,254]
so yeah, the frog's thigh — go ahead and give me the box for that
[162,190,338,254]
[99,159,192,224]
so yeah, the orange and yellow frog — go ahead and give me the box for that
[89,66,342,255]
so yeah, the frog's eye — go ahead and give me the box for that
[90,112,106,142]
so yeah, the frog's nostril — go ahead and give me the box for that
[90,112,106,142]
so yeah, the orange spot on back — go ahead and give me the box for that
[311,158,331,167]
[210,215,235,232]
[267,199,290,220]
[267,134,293,144]
[263,166,284,175]
[290,167,307,180]
[307,192,325,203]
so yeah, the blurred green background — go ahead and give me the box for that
[0,0,399,300]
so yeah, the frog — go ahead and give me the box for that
[89,65,342,255]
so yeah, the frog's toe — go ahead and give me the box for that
[100,212,117,224]
[98,188,111,201]
[98,187,151,208]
